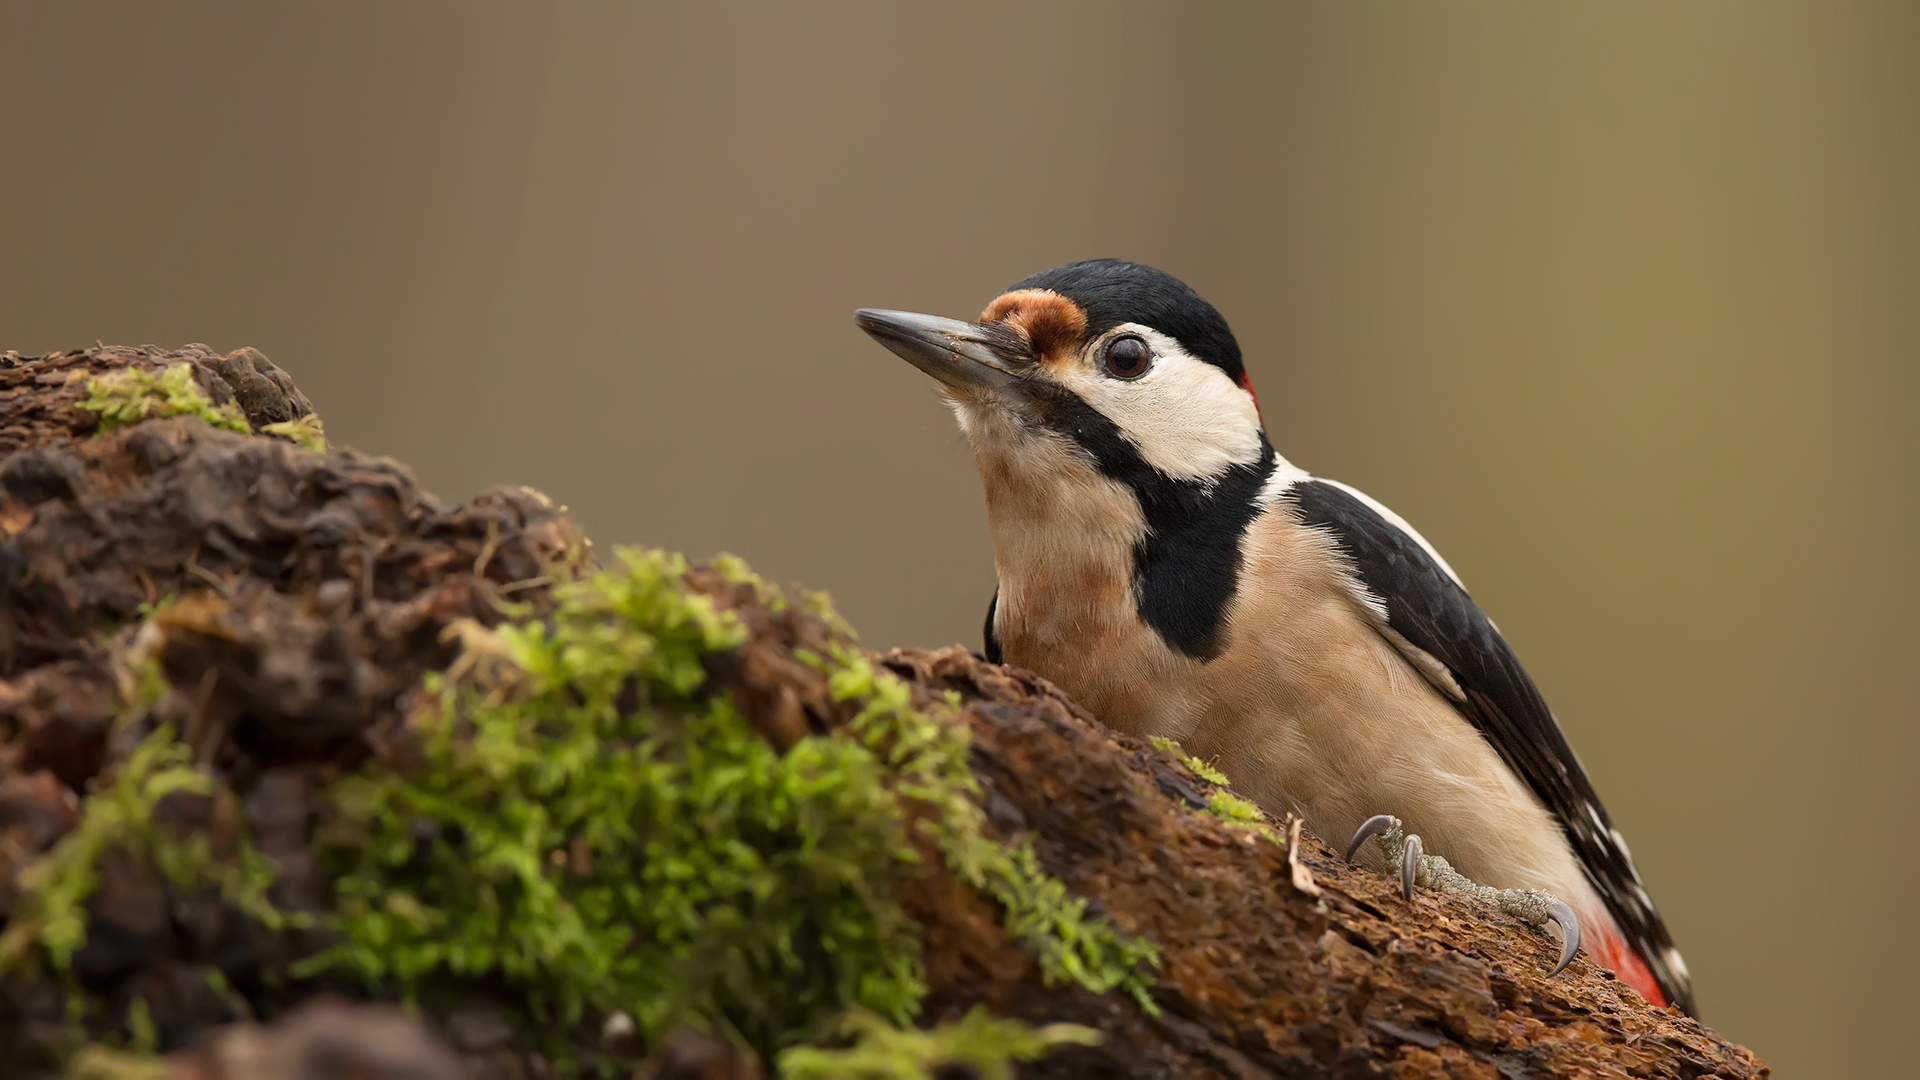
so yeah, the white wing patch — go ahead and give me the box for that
[1054,324,1264,484]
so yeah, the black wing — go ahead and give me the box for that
[1283,479,1695,1015]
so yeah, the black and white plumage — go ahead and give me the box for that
[854,258,1694,1014]
[1280,480,1693,1013]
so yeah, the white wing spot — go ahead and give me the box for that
[1609,827,1641,872]
[1665,948,1691,981]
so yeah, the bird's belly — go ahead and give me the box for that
[1011,617,1590,905]
[1194,643,1589,901]
[996,583,1593,907]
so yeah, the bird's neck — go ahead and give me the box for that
[971,429,1145,652]
[971,422,1286,664]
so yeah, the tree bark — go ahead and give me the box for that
[0,347,1766,1079]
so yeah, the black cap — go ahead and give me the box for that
[1006,259,1244,386]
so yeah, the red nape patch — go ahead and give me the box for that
[979,288,1087,360]
[1238,371,1263,422]
[1590,925,1668,1009]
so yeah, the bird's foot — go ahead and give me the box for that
[1344,813,1580,977]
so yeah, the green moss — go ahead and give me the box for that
[818,647,1159,1012]
[4,546,1163,1071]
[1148,735,1228,786]
[305,547,1158,1069]
[1149,737,1280,844]
[133,595,177,621]
[708,552,787,613]
[306,548,923,1058]
[114,635,171,721]
[1205,791,1281,843]
[777,1007,1100,1080]
[77,364,250,436]
[0,725,294,974]
[122,998,157,1055]
[62,1046,165,1080]
[261,413,327,452]
[803,589,857,640]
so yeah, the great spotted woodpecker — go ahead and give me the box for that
[854,258,1694,1014]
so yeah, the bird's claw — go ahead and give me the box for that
[1545,898,1580,977]
[1342,812,1581,978]
[1343,814,1393,861]
[1401,831,1423,902]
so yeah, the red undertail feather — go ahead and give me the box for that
[1588,922,1668,1009]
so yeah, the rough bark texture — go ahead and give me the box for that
[0,348,1766,1079]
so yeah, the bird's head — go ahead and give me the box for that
[857,259,1280,662]
[856,259,1268,493]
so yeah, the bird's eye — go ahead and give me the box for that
[1100,335,1153,380]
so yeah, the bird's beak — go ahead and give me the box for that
[854,309,1028,393]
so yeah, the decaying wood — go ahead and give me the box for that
[0,347,1766,1078]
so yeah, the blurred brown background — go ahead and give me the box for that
[4,2,1913,1071]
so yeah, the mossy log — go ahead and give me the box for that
[0,348,1767,1079]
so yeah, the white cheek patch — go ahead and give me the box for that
[1055,325,1264,483]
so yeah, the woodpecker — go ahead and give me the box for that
[854,259,1695,1014]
